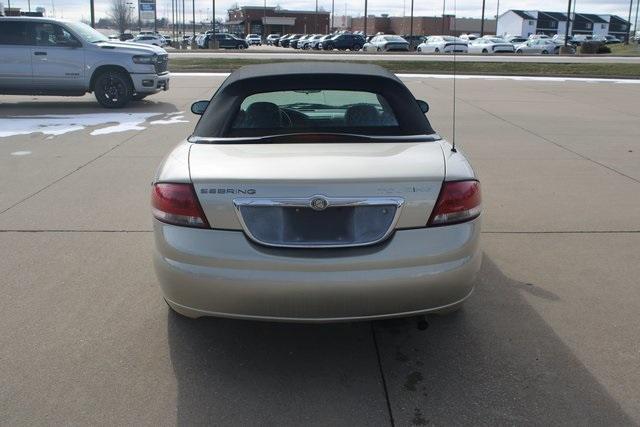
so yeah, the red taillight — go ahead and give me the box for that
[428,180,481,226]
[151,183,209,228]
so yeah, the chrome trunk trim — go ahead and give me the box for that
[233,196,404,249]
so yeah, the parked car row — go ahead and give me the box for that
[270,33,368,51]
[194,31,248,49]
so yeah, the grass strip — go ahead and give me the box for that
[169,57,640,78]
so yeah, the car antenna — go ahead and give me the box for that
[451,0,458,153]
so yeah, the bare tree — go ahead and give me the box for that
[107,0,133,34]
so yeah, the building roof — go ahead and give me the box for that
[236,6,330,15]
[576,13,608,24]
[538,11,567,21]
[605,15,631,24]
[510,10,536,20]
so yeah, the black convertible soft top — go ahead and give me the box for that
[192,62,437,138]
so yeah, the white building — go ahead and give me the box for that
[496,10,538,37]
[497,9,629,39]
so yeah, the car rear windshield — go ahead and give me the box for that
[227,89,400,137]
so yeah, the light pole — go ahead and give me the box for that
[564,0,572,48]
[314,0,318,33]
[331,0,334,31]
[89,0,94,27]
[363,0,367,37]
[126,1,134,33]
[634,0,639,43]
[192,0,195,36]
[627,0,634,44]
[480,0,486,36]
[409,0,414,48]
[441,0,446,34]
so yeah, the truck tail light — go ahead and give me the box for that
[428,180,481,226]
[151,183,209,228]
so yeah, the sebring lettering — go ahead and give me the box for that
[200,188,257,195]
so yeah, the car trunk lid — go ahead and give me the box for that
[189,141,445,245]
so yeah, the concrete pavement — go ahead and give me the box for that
[1,75,639,425]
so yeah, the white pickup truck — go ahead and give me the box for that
[0,16,170,107]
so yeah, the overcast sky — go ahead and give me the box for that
[6,0,637,24]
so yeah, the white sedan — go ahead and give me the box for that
[467,37,515,54]
[128,34,166,47]
[514,39,560,54]
[417,36,468,54]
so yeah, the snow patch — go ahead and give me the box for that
[0,112,188,138]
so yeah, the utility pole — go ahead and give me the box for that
[192,0,195,36]
[409,0,414,48]
[89,0,95,27]
[263,0,266,38]
[182,0,185,36]
[564,0,572,48]
[28,0,31,12]
[363,0,367,37]
[480,0,486,36]
[154,0,157,33]
[138,0,141,31]
[626,0,634,44]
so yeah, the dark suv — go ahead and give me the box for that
[319,34,365,51]
[281,34,302,48]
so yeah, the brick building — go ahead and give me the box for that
[226,6,330,36]
[350,15,496,36]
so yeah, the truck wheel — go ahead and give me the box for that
[94,71,132,108]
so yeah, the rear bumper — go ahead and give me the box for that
[153,217,481,322]
[130,72,170,94]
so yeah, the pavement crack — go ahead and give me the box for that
[0,131,142,217]
[461,99,640,185]
[371,322,395,427]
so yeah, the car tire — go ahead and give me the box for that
[94,70,132,109]
[516,49,523,54]
[435,48,440,53]
[353,44,363,51]
[238,44,246,49]
[417,46,422,52]
[542,50,549,54]
[482,48,488,53]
